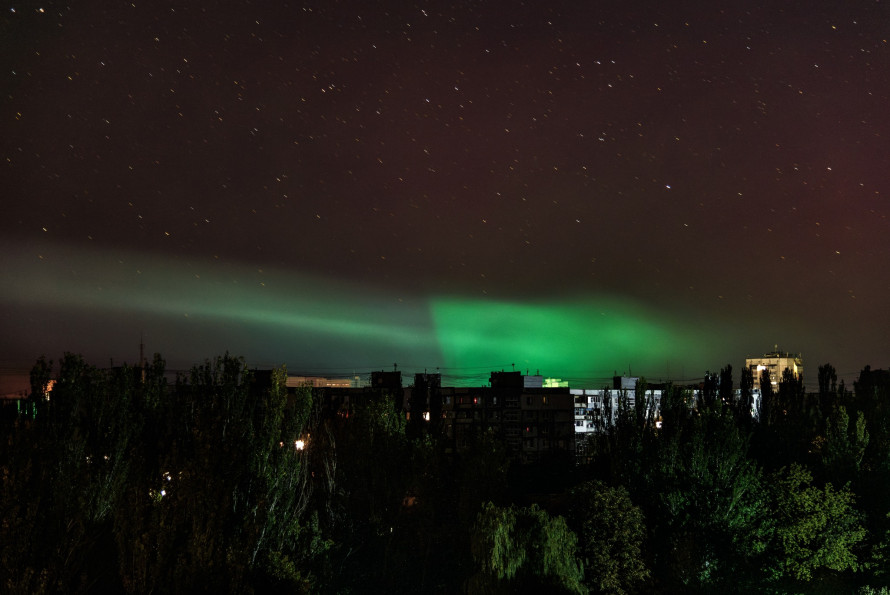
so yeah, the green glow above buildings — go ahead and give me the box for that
[1,242,444,367]
[430,297,712,378]
[5,241,722,381]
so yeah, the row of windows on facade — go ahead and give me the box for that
[450,395,555,406]
[451,409,560,420]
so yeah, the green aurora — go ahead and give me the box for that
[431,298,712,380]
[4,241,721,383]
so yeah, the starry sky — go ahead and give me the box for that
[2,0,889,389]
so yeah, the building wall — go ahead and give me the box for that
[308,370,772,466]
[440,383,575,463]
[570,383,664,463]
[311,373,575,464]
[571,385,664,435]
[746,351,803,389]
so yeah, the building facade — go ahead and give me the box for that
[745,348,803,390]
[571,377,665,462]
[431,371,576,464]
[303,370,576,465]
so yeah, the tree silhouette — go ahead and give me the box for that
[470,502,585,594]
[568,480,649,594]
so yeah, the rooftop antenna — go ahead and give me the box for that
[511,363,515,372]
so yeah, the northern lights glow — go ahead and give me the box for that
[4,1,889,389]
[3,241,727,384]
[1,241,444,370]
[431,298,712,379]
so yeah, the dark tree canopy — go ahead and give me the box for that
[2,355,889,593]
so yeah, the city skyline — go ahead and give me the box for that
[0,340,834,396]
[3,1,888,388]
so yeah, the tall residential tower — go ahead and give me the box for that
[746,346,803,390]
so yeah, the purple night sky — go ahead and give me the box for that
[2,1,888,390]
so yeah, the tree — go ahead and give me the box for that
[718,365,734,408]
[567,480,649,594]
[850,367,890,579]
[470,502,586,594]
[821,405,869,486]
[700,371,719,410]
[737,366,754,425]
[586,374,768,590]
[755,368,819,470]
[765,463,866,583]
[649,405,769,589]
[657,383,689,439]
[457,428,510,525]
[113,355,315,593]
[854,366,890,424]
[1,354,148,592]
[780,368,821,464]
[818,364,837,404]
[317,391,413,591]
[759,368,776,426]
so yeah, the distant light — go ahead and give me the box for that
[295,439,305,450]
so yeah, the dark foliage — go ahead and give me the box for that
[2,355,889,593]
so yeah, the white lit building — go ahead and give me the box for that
[745,348,803,390]
[571,377,664,435]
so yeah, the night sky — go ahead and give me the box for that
[3,0,889,389]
